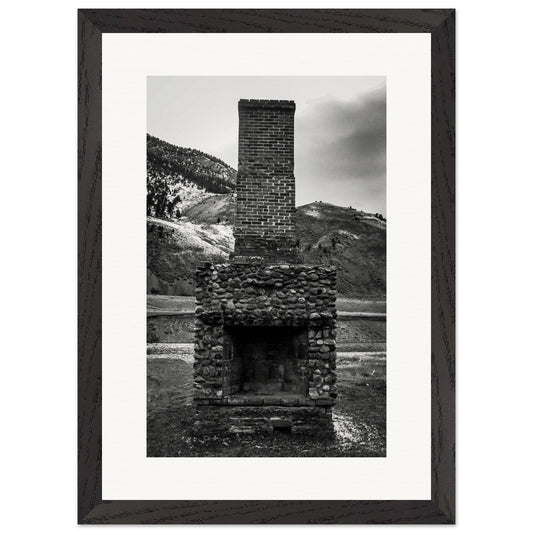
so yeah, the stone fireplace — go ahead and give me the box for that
[193,99,337,435]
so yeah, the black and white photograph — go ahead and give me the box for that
[146,76,387,457]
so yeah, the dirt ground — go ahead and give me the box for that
[147,351,385,457]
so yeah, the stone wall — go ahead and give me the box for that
[234,100,299,262]
[193,260,337,408]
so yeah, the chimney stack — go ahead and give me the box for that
[234,99,299,262]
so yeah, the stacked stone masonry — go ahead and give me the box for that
[193,261,337,435]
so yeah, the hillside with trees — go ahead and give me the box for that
[147,134,236,195]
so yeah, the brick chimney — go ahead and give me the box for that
[234,99,299,262]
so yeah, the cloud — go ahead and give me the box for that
[295,83,386,212]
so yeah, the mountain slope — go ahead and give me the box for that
[147,134,236,193]
[146,136,385,299]
[296,202,386,298]
[148,199,385,298]
[182,193,236,224]
[147,134,236,216]
[147,218,234,296]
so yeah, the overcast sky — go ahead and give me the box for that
[147,76,386,214]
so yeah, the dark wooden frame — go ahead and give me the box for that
[78,9,455,524]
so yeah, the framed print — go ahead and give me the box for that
[78,9,455,524]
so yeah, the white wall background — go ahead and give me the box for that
[2,0,532,531]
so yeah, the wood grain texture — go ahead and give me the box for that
[78,9,102,523]
[431,10,456,522]
[78,8,455,524]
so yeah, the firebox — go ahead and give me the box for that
[226,326,308,396]
[193,99,337,435]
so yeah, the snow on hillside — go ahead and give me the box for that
[169,179,217,211]
[299,202,386,230]
[300,204,323,218]
[337,229,360,240]
[147,216,234,257]
[358,215,387,230]
[147,134,236,194]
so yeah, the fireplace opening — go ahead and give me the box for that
[225,326,308,397]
